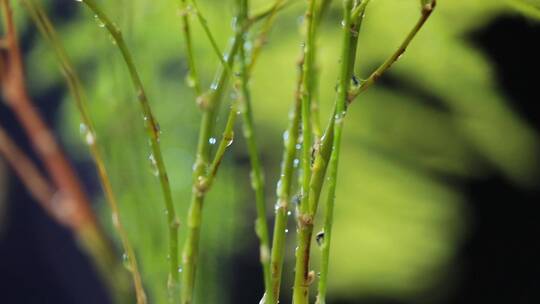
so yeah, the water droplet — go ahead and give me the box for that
[122,253,133,271]
[295,143,301,150]
[231,16,239,29]
[293,158,300,168]
[210,82,218,90]
[225,135,234,147]
[74,0,82,2]
[287,211,292,216]
[148,153,159,176]
[94,14,105,28]
[276,180,283,197]
[285,229,289,234]
[250,171,258,189]
[352,75,360,86]
[80,123,95,145]
[282,130,290,144]
[185,73,196,88]
[79,123,88,135]
[108,34,117,45]
[85,131,95,145]
[178,267,183,273]
[316,231,325,247]
[208,137,217,145]
[244,40,253,51]
[341,20,346,27]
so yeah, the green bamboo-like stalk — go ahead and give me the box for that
[348,0,437,101]
[180,33,241,304]
[190,0,228,68]
[292,0,319,302]
[235,0,274,302]
[180,1,288,301]
[313,0,365,301]
[268,55,303,302]
[179,0,202,95]
[21,1,147,302]
[247,0,287,72]
[80,0,180,300]
[316,1,436,303]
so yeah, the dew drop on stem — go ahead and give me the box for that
[122,253,133,272]
[94,15,105,28]
[316,231,325,247]
[148,153,159,176]
[208,137,217,145]
[185,73,196,88]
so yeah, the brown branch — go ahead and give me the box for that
[0,0,96,230]
[0,125,56,213]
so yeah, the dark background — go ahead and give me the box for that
[1,9,539,304]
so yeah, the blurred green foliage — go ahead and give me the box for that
[16,0,540,302]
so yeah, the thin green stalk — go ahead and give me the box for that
[316,0,436,302]
[292,0,319,302]
[205,100,238,187]
[314,0,362,301]
[236,0,274,302]
[247,0,287,72]
[80,0,179,299]
[21,1,146,303]
[269,6,333,295]
[190,0,228,68]
[269,55,303,302]
[180,1,288,301]
[310,0,333,139]
[179,0,202,95]
[181,33,241,304]
[249,0,291,26]
[348,0,437,102]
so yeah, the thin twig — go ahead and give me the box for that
[0,126,55,212]
[236,0,274,302]
[348,0,437,102]
[1,0,97,232]
[269,53,303,303]
[80,0,179,299]
[20,1,147,302]
[292,0,319,302]
[179,0,202,95]
[316,1,436,303]
[181,26,242,304]
[247,0,287,73]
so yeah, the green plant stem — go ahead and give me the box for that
[292,0,319,302]
[180,31,241,304]
[315,0,437,302]
[179,0,202,95]
[81,0,179,300]
[235,0,274,302]
[21,2,148,303]
[269,54,303,302]
[348,0,436,102]
[205,101,238,186]
[190,0,228,68]
[247,0,287,72]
